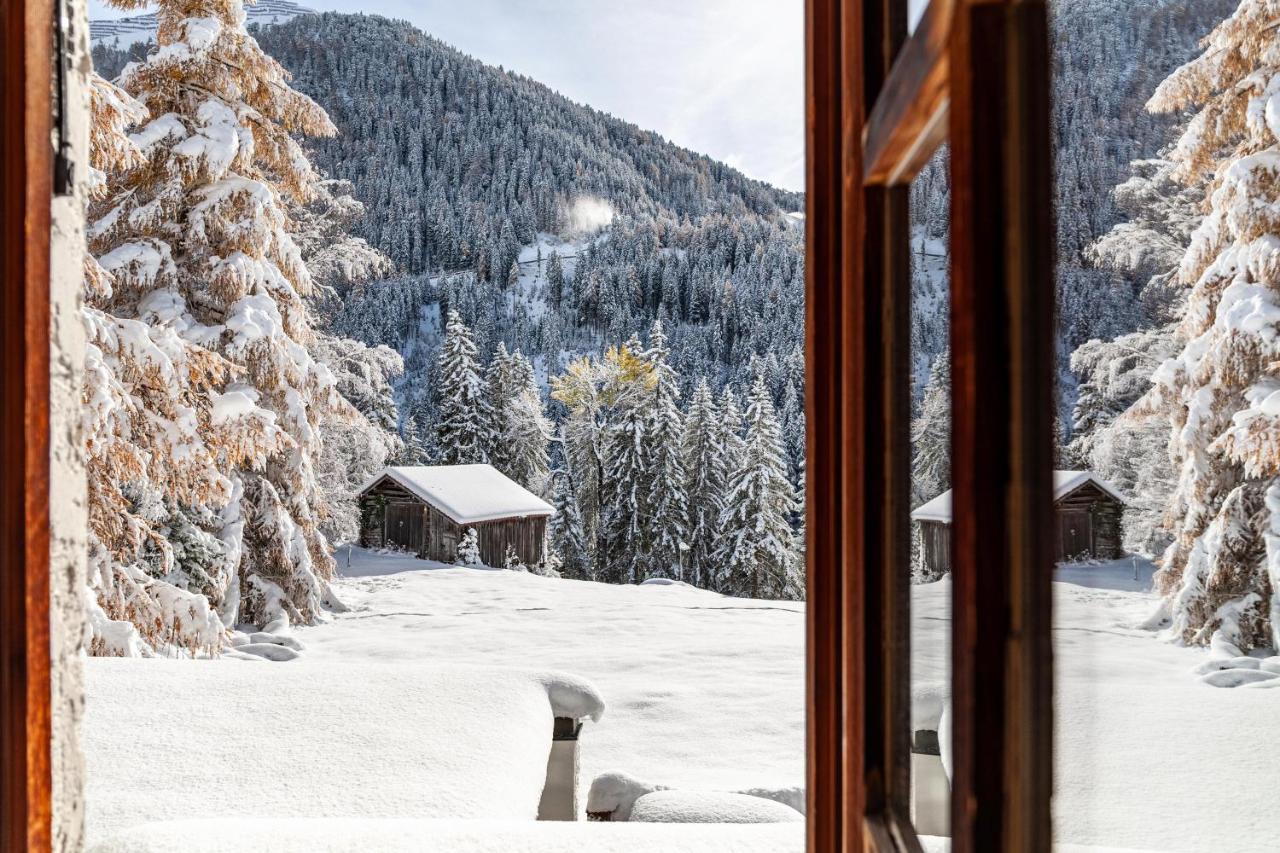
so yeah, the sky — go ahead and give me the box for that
[89,0,806,191]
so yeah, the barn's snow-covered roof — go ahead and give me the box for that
[360,465,553,525]
[910,470,1125,523]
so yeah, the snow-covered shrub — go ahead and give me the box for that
[532,547,563,579]
[503,544,527,572]
[457,528,482,567]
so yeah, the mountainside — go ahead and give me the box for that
[258,13,801,277]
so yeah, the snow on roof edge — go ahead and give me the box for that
[909,470,1126,523]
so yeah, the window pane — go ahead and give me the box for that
[1054,1,1279,850]
[910,145,952,841]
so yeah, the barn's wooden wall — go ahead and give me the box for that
[1054,482,1123,561]
[358,476,547,566]
[914,481,1124,577]
[919,521,952,577]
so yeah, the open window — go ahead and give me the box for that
[806,0,1054,850]
[27,0,1259,851]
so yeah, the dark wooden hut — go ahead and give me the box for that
[911,470,1125,577]
[357,465,553,566]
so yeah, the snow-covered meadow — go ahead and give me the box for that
[83,549,1278,851]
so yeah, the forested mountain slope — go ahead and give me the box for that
[259,13,800,276]
[87,3,1227,563]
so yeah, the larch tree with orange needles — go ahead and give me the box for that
[89,0,352,644]
[1144,0,1280,650]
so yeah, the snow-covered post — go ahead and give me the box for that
[537,717,583,820]
[909,729,950,837]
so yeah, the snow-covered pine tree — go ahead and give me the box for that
[601,340,654,584]
[643,321,689,580]
[293,174,404,548]
[435,310,494,464]
[1068,139,1207,557]
[1141,0,1280,650]
[551,356,609,573]
[504,386,553,495]
[911,351,951,505]
[682,378,724,588]
[553,342,657,584]
[707,386,747,590]
[83,71,235,655]
[546,250,565,308]
[550,469,592,580]
[309,334,403,545]
[780,378,806,503]
[91,0,351,633]
[485,342,518,472]
[716,375,801,600]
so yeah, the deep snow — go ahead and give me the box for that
[83,549,1279,851]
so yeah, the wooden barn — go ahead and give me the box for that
[910,470,1125,577]
[357,465,554,566]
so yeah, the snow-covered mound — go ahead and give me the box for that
[629,791,803,824]
[83,549,1280,851]
[587,771,804,822]
[88,819,804,853]
[84,658,603,845]
[90,0,315,50]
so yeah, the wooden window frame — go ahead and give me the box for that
[806,0,1055,852]
[3,0,1053,851]
[2,0,54,850]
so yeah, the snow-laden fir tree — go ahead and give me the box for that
[1141,0,1280,650]
[911,351,951,505]
[486,344,550,492]
[485,342,518,473]
[546,250,566,308]
[309,334,403,545]
[549,469,592,580]
[643,321,689,579]
[601,338,654,583]
[553,343,656,583]
[503,544,526,572]
[682,378,726,588]
[293,175,404,547]
[90,0,353,634]
[504,386,553,495]
[1069,147,1206,557]
[715,375,801,600]
[435,310,494,464]
[551,356,609,572]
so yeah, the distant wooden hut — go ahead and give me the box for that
[357,465,553,566]
[910,470,1125,577]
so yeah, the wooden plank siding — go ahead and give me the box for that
[915,485,1123,578]
[918,520,952,577]
[358,475,548,566]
